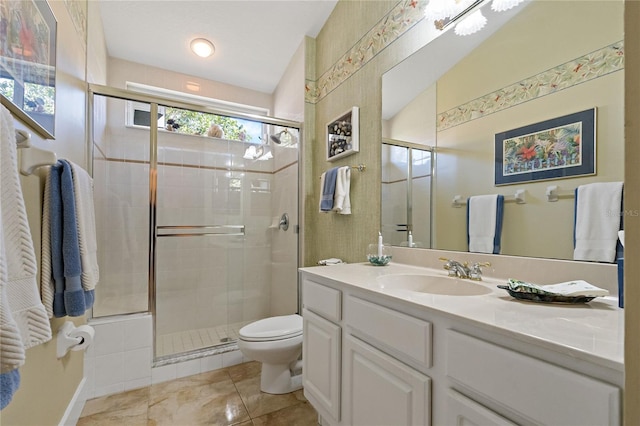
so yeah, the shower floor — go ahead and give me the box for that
[156,320,252,358]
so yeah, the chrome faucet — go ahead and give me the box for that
[439,258,491,281]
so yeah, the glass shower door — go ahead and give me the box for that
[91,94,150,317]
[153,106,274,360]
[381,142,432,248]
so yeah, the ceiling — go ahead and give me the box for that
[97,1,339,94]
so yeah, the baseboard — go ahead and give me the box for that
[58,377,87,426]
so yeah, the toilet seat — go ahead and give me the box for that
[239,314,303,342]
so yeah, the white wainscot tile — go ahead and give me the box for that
[176,358,201,379]
[94,352,125,389]
[93,321,124,356]
[123,347,152,381]
[151,364,177,385]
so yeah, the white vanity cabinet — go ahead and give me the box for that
[302,279,342,423]
[445,330,621,425]
[300,267,623,426]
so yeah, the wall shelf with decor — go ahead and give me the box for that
[326,106,359,161]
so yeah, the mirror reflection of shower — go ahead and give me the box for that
[381,140,433,248]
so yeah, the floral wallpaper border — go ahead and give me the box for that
[305,0,425,104]
[437,41,625,131]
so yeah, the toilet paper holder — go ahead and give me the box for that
[57,321,95,359]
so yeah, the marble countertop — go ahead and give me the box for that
[300,262,624,373]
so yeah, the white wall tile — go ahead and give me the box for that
[94,383,125,399]
[151,364,177,384]
[94,352,125,388]
[200,354,223,373]
[123,377,152,392]
[222,350,243,367]
[175,358,201,378]
[123,347,152,381]
[93,322,124,356]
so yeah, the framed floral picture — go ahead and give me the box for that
[495,108,596,186]
[326,106,359,161]
[0,0,57,139]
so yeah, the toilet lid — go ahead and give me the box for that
[239,314,303,341]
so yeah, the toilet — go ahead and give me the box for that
[238,314,303,394]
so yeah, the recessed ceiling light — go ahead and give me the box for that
[190,38,215,58]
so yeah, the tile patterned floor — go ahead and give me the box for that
[77,361,318,425]
[156,321,252,357]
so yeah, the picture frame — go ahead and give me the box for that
[0,0,57,139]
[494,108,596,186]
[326,106,359,161]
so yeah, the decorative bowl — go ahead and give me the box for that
[367,244,392,266]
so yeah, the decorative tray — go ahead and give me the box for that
[497,285,596,304]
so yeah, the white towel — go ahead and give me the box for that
[574,182,623,262]
[70,162,99,291]
[333,166,351,215]
[468,194,498,254]
[0,105,52,371]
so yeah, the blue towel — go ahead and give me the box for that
[0,369,20,409]
[49,164,66,318]
[494,195,504,254]
[320,167,339,212]
[59,160,86,316]
[48,161,88,317]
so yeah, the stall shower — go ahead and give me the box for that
[89,86,300,362]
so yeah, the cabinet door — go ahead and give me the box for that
[446,389,516,426]
[344,334,431,426]
[303,308,341,422]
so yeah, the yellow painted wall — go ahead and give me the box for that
[1,1,97,424]
[624,2,640,423]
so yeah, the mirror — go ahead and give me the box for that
[381,0,624,261]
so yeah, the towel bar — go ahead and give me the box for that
[17,146,58,176]
[546,185,575,202]
[452,189,526,208]
[319,163,366,178]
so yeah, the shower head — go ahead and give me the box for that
[269,129,298,146]
[270,130,285,144]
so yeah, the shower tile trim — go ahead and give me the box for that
[94,150,298,177]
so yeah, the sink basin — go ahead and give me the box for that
[376,274,492,296]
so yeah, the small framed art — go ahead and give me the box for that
[326,106,359,161]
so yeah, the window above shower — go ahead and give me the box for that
[124,82,274,144]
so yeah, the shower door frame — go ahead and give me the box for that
[88,84,303,361]
[381,138,435,248]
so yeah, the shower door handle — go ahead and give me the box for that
[279,213,289,231]
[157,225,245,237]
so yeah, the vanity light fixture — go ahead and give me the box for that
[425,0,524,36]
[190,38,215,58]
[424,0,459,21]
[491,0,525,12]
[454,9,487,36]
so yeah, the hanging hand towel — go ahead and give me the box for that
[467,194,504,254]
[320,167,339,212]
[574,182,623,262]
[70,161,99,308]
[49,161,91,317]
[333,166,351,215]
[0,105,52,374]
